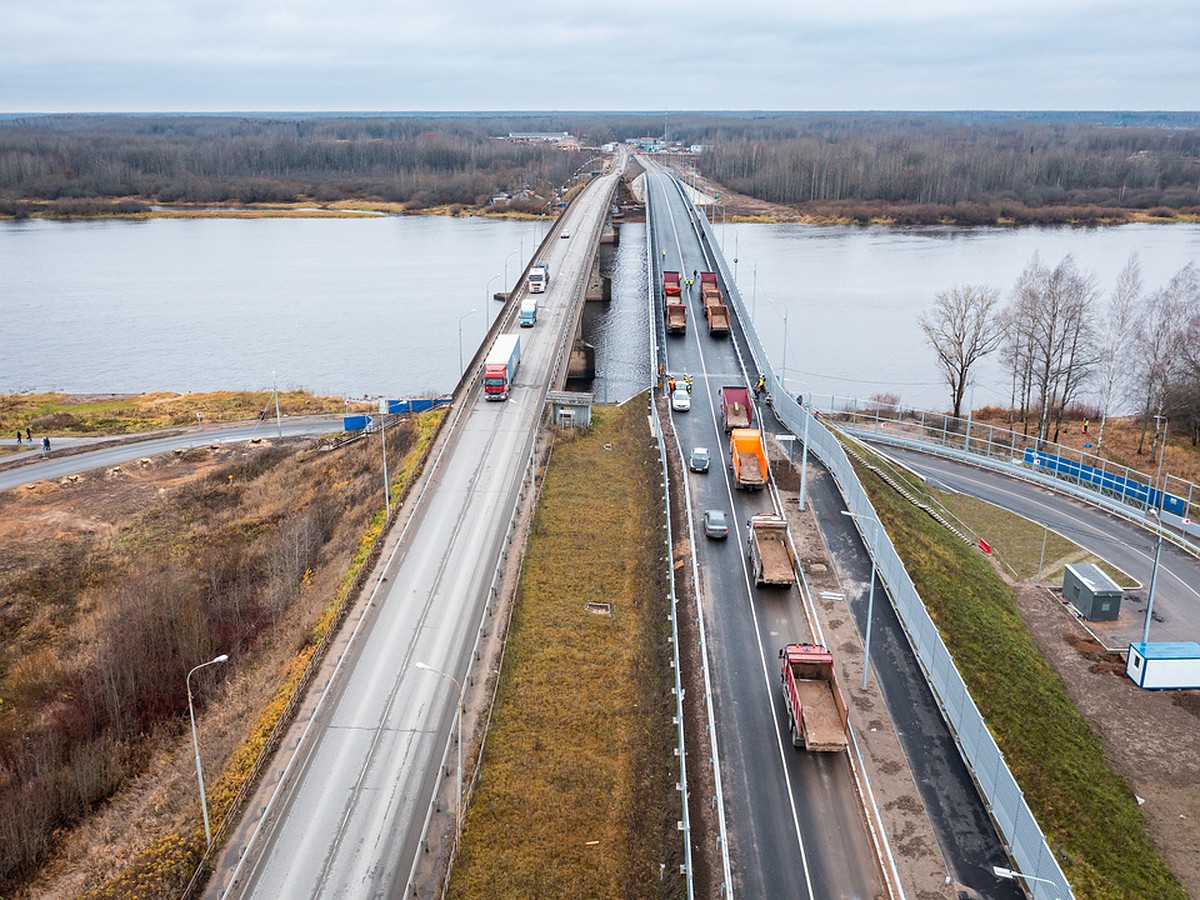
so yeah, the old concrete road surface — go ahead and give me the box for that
[211,168,620,899]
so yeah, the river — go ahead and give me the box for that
[718,221,1200,410]
[4,216,1199,410]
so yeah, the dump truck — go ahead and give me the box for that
[666,301,687,334]
[747,514,796,586]
[483,333,521,401]
[720,387,753,432]
[528,262,550,294]
[729,428,767,490]
[706,299,730,336]
[779,643,849,752]
[663,270,682,299]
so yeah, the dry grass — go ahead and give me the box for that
[450,398,682,899]
[0,390,350,436]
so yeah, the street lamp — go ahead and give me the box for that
[993,865,1062,897]
[1143,415,1169,643]
[841,511,879,691]
[457,308,477,374]
[415,662,465,845]
[788,379,814,513]
[503,248,520,293]
[187,653,229,848]
[485,272,501,304]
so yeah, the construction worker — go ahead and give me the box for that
[668,375,676,393]
[755,374,765,395]
[685,374,693,393]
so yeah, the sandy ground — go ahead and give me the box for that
[1010,582,1200,895]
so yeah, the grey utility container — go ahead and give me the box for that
[1062,563,1123,621]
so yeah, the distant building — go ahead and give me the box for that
[507,131,572,143]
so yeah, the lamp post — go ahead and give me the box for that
[1143,415,1169,643]
[841,511,879,691]
[789,379,814,513]
[485,272,501,304]
[993,865,1061,897]
[457,308,477,374]
[415,662,465,845]
[503,248,520,292]
[187,653,229,848]
[379,399,390,518]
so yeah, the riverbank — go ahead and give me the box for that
[1,198,556,221]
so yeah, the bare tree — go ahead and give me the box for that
[1132,266,1194,454]
[1095,253,1142,453]
[919,284,1003,418]
[1001,254,1099,444]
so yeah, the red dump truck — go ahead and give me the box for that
[779,643,849,752]
[483,333,521,401]
[730,428,767,490]
[666,301,687,334]
[698,272,730,335]
[663,271,682,299]
[720,386,753,432]
[699,271,719,300]
[748,514,796,586]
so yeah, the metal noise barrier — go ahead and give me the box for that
[690,196,1073,900]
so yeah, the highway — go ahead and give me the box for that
[209,166,620,898]
[645,165,882,899]
[876,443,1200,647]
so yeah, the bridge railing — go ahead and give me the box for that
[690,194,1074,900]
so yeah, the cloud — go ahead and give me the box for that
[1,0,1197,110]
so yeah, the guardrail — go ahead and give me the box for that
[689,194,1073,900]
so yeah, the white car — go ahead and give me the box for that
[560,230,570,239]
[671,389,691,412]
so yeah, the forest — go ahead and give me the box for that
[2,111,1199,221]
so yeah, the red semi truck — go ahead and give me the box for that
[779,643,849,752]
[483,333,521,401]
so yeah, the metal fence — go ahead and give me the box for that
[691,196,1074,900]
[825,403,1200,554]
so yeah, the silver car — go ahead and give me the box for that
[703,509,729,539]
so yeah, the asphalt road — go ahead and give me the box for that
[646,165,881,900]
[0,416,344,493]
[877,443,1200,648]
[209,168,621,899]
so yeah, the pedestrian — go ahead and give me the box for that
[693,269,698,281]
[15,430,21,444]
[25,427,31,442]
[42,436,50,452]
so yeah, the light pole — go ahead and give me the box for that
[993,865,1061,897]
[379,399,391,518]
[1143,415,1168,643]
[841,511,879,691]
[503,248,520,292]
[187,653,229,848]
[457,308,477,374]
[789,379,814,513]
[415,662,465,845]
[485,272,501,304]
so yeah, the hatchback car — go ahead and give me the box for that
[560,230,571,239]
[689,447,710,472]
[703,509,728,539]
[671,389,691,412]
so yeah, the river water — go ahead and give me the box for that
[718,221,1200,410]
[4,217,1199,410]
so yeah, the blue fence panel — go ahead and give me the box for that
[1024,448,1184,515]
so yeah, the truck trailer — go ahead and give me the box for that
[748,514,796,586]
[528,263,550,294]
[666,301,687,334]
[730,428,767,490]
[720,386,753,432]
[483,333,521,401]
[779,643,849,752]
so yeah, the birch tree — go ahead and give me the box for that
[919,284,1004,418]
[1094,254,1142,453]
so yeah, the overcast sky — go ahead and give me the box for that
[3,0,1197,112]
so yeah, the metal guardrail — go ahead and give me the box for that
[690,198,1073,900]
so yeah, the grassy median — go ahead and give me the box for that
[450,396,683,899]
[853,460,1183,898]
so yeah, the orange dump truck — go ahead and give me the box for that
[729,428,767,490]
[779,643,849,752]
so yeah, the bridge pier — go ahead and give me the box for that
[569,340,596,379]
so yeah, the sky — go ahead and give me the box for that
[2,0,1198,112]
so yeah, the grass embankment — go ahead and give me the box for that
[852,459,1183,898]
[0,390,350,438]
[450,398,682,899]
